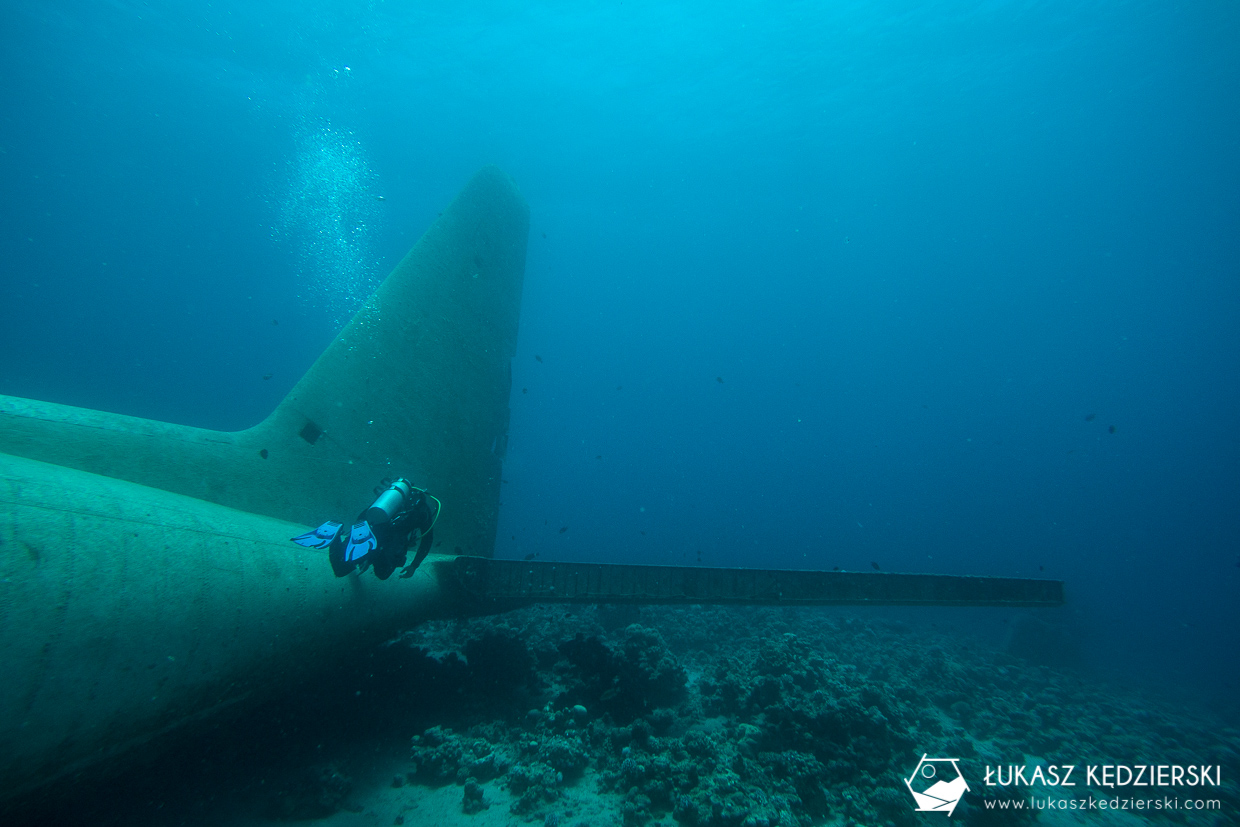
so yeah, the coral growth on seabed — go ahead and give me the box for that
[384,605,1240,827]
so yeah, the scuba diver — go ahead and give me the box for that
[290,478,441,580]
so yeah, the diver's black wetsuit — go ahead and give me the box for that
[329,488,438,579]
[290,478,440,579]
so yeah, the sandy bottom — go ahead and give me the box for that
[223,765,625,827]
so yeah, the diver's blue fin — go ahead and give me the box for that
[345,521,378,562]
[291,520,342,549]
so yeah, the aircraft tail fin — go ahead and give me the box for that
[246,165,528,554]
[0,166,529,557]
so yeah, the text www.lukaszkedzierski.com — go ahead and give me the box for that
[985,796,1221,812]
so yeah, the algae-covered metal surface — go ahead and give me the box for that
[0,452,459,799]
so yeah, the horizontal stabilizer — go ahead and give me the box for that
[440,557,1065,610]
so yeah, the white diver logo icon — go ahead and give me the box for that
[905,754,970,816]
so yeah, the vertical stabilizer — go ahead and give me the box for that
[250,165,529,554]
[0,166,529,557]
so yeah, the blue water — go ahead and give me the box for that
[2,0,1237,710]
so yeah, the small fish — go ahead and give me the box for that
[259,449,268,459]
[1085,413,1096,421]
[501,479,509,483]
[262,373,273,380]
[833,566,840,571]
[522,388,528,394]
[559,526,568,534]
[524,553,537,561]
[640,531,646,536]
[595,455,602,460]
[871,562,881,571]
[535,355,543,363]
[375,195,386,201]
[716,376,723,383]
[271,319,278,325]
[1039,565,1045,571]
[541,232,547,238]
[1108,425,1117,434]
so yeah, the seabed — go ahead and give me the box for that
[27,602,1234,827]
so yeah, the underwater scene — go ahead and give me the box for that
[1,0,1237,825]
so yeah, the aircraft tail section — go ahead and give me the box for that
[0,166,529,557]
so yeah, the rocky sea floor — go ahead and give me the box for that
[16,604,1240,826]
[219,603,1239,827]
